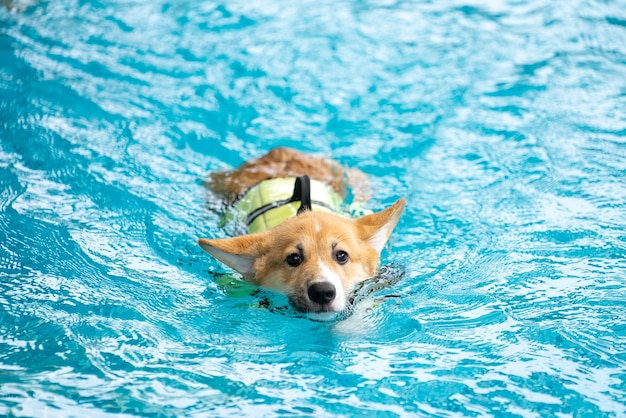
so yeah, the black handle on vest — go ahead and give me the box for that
[291,175,312,215]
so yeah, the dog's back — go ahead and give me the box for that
[207,147,370,204]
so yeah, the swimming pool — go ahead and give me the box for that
[1,0,625,416]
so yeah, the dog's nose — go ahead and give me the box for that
[308,282,336,305]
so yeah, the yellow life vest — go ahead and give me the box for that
[224,176,369,233]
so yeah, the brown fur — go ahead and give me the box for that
[207,147,371,203]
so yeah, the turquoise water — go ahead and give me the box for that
[1,0,625,416]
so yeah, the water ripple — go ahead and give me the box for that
[2,0,626,416]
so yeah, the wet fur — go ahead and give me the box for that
[207,147,371,203]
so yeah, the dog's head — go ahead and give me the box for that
[199,199,405,320]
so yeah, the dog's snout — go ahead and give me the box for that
[307,282,336,305]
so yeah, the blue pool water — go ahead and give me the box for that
[1,0,625,416]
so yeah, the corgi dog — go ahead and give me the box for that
[199,147,405,320]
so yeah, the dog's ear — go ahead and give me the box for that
[198,234,266,280]
[356,198,405,254]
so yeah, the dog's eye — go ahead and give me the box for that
[334,250,349,265]
[286,253,303,267]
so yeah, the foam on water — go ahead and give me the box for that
[1,0,625,416]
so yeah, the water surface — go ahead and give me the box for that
[1,0,625,416]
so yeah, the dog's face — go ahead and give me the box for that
[199,199,405,320]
